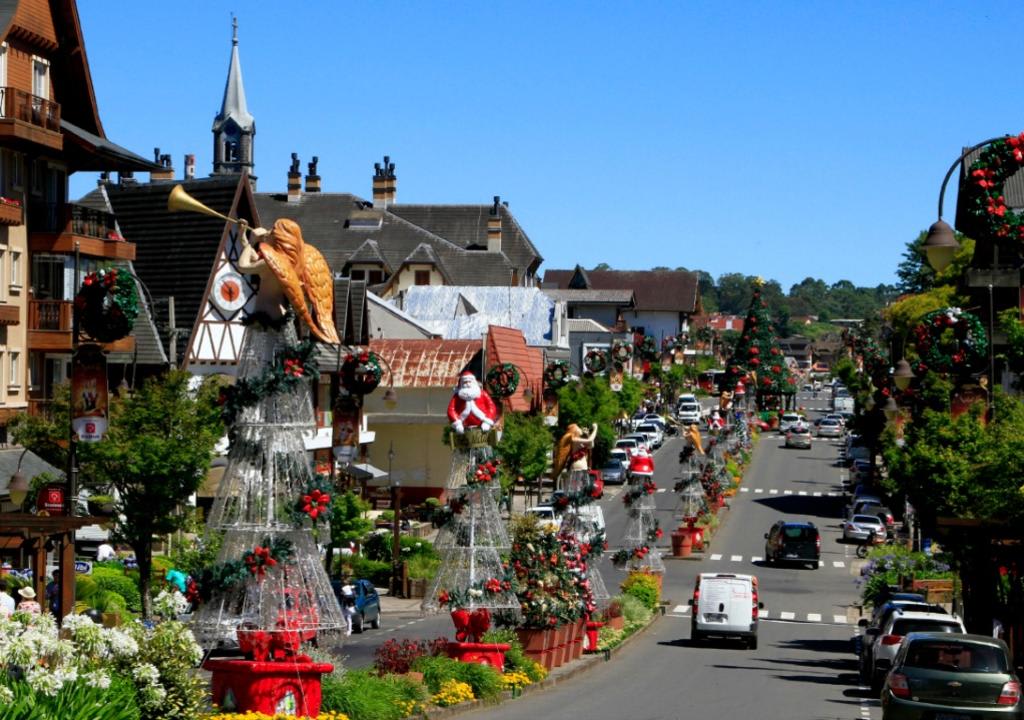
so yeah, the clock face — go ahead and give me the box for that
[212,271,247,313]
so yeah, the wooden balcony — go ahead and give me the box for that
[0,87,61,151]
[27,300,134,352]
[0,304,19,326]
[0,196,23,226]
[29,203,135,260]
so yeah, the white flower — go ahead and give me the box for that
[84,670,111,690]
[468,588,483,598]
[0,686,12,703]
[133,662,160,685]
[104,628,139,658]
[152,589,189,619]
[139,683,167,707]
[26,666,64,697]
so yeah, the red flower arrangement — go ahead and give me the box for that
[244,545,278,578]
[283,358,305,378]
[301,488,331,519]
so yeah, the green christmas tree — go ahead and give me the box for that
[724,280,795,409]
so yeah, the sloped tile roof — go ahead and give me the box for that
[542,288,635,305]
[345,239,391,271]
[368,339,481,388]
[485,325,543,413]
[543,267,700,314]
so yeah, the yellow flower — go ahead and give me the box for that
[431,678,475,707]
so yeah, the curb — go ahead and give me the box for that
[408,612,664,719]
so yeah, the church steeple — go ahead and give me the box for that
[212,17,255,177]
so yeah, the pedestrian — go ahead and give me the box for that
[993,616,1005,640]
[16,586,41,614]
[0,579,14,617]
[45,572,59,616]
[339,577,356,636]
[96,542,117,562]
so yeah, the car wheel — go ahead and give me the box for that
[747,635,758,650]
[691,627,703,643]
[811,561,819,570]
[371,610,381,629]
[353,613,364,634]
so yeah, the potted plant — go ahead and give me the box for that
[87,494,116,517]
[605,599,624,630]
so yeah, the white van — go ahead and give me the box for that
[689,573,762,648]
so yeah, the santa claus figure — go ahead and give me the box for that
[447,371,499,434]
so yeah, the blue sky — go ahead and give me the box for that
[72,2,1024,291]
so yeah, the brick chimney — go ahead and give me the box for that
[184,154,196,180]
[487,195,502,253]
[305,156,321,193]
[372,155,396,209]
[287,152,302,203]
[150,148,175,182]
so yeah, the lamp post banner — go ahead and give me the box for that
[332,396,360,465]
[71,344,108,443]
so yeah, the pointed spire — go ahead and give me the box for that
[213,15,254,133]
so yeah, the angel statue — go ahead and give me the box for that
[238,218,339,344]
[552,423,598,481]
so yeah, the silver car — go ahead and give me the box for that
[816,418,843,438]
[843,514,885,542]
[785,425,812,449]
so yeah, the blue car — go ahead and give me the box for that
[331,578,381,633]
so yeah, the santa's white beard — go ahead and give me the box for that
[457,383,481,401]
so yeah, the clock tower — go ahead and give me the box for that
[212,18,256,179]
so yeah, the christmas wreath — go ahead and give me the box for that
[193,536,294,603]
[466,458,500,486]
[583,349,608,375]
[611,341,633,363]
[913,307,988,375]
[74,268,139,343]
[543,360,571,389]
[219,339,320,424]
[637,336,658,360]
[341,351,383,395]
[485,363,520,398]
[962,132,1024,241]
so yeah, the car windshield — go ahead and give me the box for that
[892,619,961,635]
[852,515,883,525]
[637,425,657,432]
[781,414,801,422]
[904,641,1008,673]
[680,404,699,412]
[820,419,840,427]
[602,463,622,473]
[782,526,815,539]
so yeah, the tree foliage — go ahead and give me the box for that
[330,490,373,547]
[556,376,637,466]
[496,411,554,484]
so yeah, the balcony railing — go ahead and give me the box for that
[29,202,118,238]
[0,87,60,132]
[28,299,72,332]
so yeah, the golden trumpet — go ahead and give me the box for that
[167,184,240,225]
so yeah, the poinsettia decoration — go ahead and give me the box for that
[961,132,1024,242]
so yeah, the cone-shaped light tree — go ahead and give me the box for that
[724,279,796,411]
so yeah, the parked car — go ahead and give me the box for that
[845,495,885,519]
[858,503,896,531]
[778,413,807,433]
[609,448,630,469]
[785,425,813,449]
[331,578,381,633]
[843,514,886,543]
[816,418,844,438]
[623,434,651,452]
[689,572,763,649]
[868,610,966,690]
[635,423,664,449]
[524,505,559,525]
[600,460,627,485]
[764,521,820,569]
[881,633,1021,719]
[643,413,667,427]
[857,600,947,681]
[614,438,641,456]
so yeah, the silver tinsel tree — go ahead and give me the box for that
[192,323,346,648]
[615,473,665,574]
[559,469,609,605]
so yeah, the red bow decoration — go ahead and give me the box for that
[244,545,278,577]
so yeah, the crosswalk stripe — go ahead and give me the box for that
[807,613,822,622]
[750,556,762,563]
[828,492,839,497]
[780,611,795,620]
[656,488,667,493]
[834,615,848,624]
[672,605,690,614]
[833,561,845,568]
[784,490,793,495]
[760,610,769,618]
[813,492,822,497]
[769,489,778,494]
[754,488,763,494]
[740,487,750,493]
[730,555,742,562]
[710,553,722,561]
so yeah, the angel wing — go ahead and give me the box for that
[303,245,339,344]
[550,430,575,481]
[687,424,705,455]
[260,245,325,342]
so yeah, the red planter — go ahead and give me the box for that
[446,641,510,672]
[672,530,692,557]
[572,620,586,660]
[516,628,555,669]
[606,614,625,630]
[205,658,333,717]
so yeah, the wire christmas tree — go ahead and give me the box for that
[723,279,797,410]
[559,469,610,606]
[613,471,664,573]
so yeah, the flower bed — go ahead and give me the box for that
[857,545,953,607]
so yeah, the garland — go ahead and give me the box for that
[611,545,651,569]
[583,349,608,375]
[194,536,294,602]
[962,132,1024,241]
[219,339,320,424]
[645,518,664,544]
[485,363,520,398]
[243,309,294,331]
[466,458,500,486]
[622,479,657,508]
[436,576,512,611]
[341,351,383,395]
[74,268,139,343]
[611,341,633,363]
[543,360,571,389]
[913,307,988,375]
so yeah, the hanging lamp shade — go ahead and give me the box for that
[923,220,959,273]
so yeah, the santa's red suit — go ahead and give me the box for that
[447,372,499,434]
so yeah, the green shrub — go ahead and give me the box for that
[126,619,207,720]
[168,532,222,578]
[404,554,440,580]
[363,533,438,562]
[91,568,142,613]
[481,627,525,669]
[0,675,141,720]
[618,594,651,625]
[349,556,390,587]
[320,669,424,720]
[620,573,660,610]
[412,655,503,699]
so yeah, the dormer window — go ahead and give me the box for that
[31,56,49,101]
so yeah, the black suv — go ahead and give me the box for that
[764,521,821,569]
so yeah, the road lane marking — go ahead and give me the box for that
[769,489,778,494]
[656,488,667,493]
[813,491,822,497]
[710,553,722,561]
[760,610,769,618]
[833,561,845,568]
[740,487,750,493]
[828,492,839,497]
[754,488,763,494]
[672,605,690,614]
[750,556,762,563]
[798,491,808,496]
[780,611,795,620]
[784,490,793,495]
[833,615,848,624]
[730,555,742,562]
[807,613,822,622]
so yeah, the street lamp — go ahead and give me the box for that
[7,447,31,508]
[882,396,899,422]
[388,442,403,598]
[893,358,915,391]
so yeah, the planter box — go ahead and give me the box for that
[205,658,333,718]
[406,578,427,598]
[446,641,509,672]
[908,578,954,603]
[606,615,625,630]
